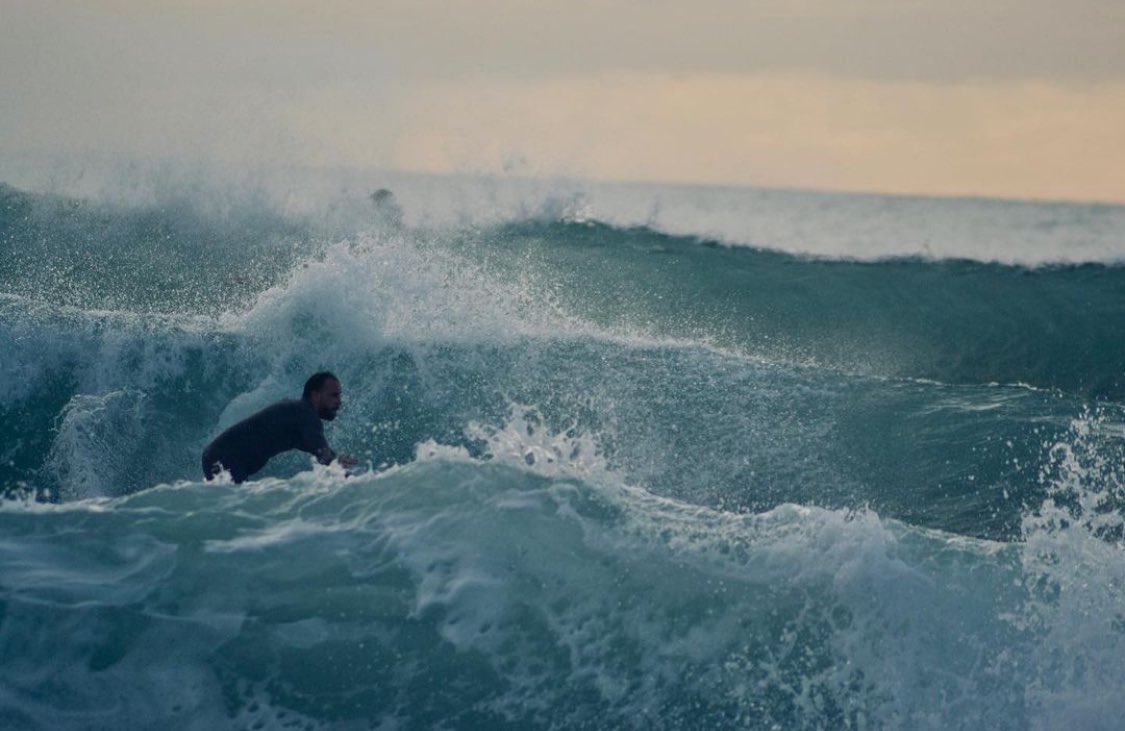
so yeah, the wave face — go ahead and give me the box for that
[2,175,1125,729]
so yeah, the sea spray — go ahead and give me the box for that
[1018,410,1125,728]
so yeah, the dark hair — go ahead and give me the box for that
[303,371,339,399]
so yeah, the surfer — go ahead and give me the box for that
[201,371,358,483]
[370,188,403,228]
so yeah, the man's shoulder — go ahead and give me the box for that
[268,398,311,411]
[262,399,317,420]
[230,399,314,428]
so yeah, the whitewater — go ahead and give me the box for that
[2,169,1124,730]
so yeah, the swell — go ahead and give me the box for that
[2,178,1123,730]
[456,219,1125,401]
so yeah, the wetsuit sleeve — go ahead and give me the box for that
[297,410,332,463]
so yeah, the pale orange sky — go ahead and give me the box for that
[3,0,1125,203]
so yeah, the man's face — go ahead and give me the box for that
[310,378,343,420]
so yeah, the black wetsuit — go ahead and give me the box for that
[202,399,331,483]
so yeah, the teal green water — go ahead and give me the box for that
[1,179,1124,729]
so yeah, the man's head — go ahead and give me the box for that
[303,371,342,421]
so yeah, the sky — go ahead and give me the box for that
[3,0,1125,203]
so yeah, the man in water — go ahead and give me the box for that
[202,371,358,483]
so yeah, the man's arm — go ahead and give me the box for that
[295,402,358,469]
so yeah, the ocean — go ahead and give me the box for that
[1,169,1124,729]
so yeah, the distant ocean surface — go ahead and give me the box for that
[2,168,1124,729]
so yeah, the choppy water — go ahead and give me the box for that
[2,172,1124,729]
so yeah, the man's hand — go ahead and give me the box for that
[316,446,358,469]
